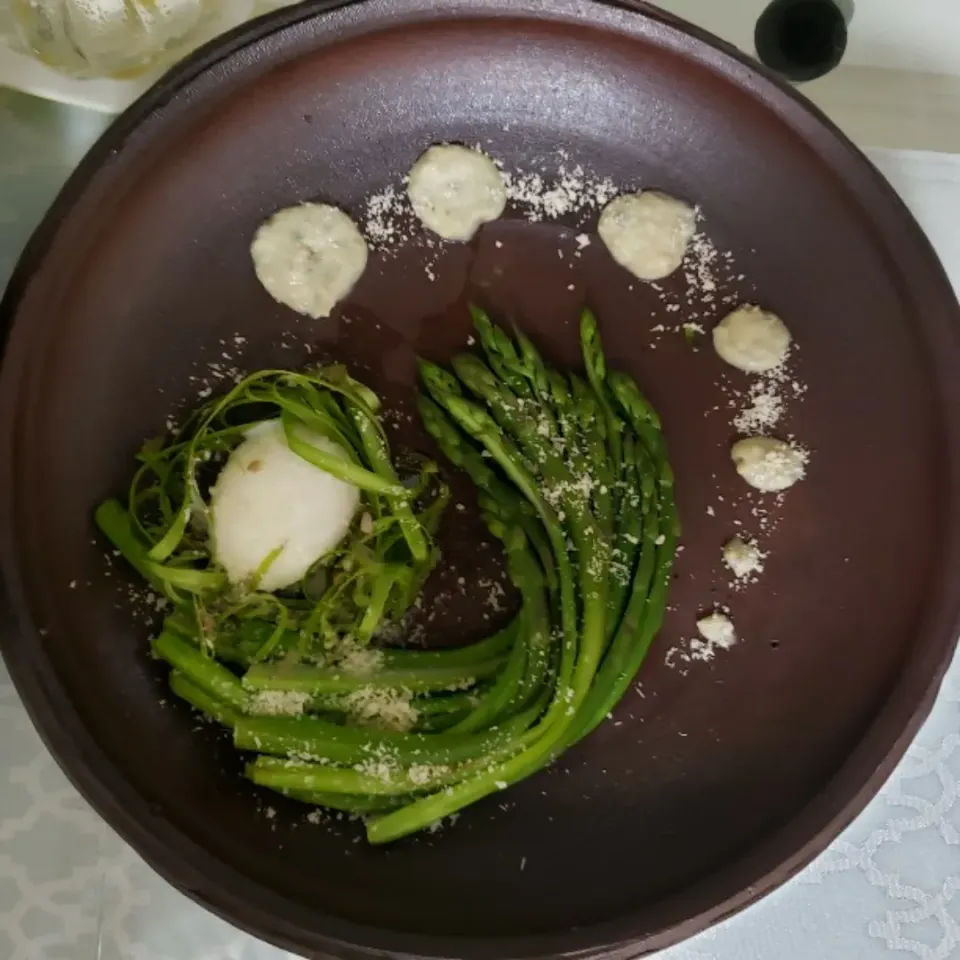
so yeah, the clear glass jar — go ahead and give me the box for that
[1,0,301,79]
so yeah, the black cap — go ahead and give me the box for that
[755,0,849,83]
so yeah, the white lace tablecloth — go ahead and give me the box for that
[1,90,959,960]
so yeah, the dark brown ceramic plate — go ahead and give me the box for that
[2,0,959,957]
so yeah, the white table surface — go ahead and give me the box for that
[1,90,959,960]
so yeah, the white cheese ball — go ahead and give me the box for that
[713,304,791,373]
[722,536,764,579]
[731,436,807,492]
[696,612,737,648]
[210,420,360,592]
[251,203,368,319]
[597,190,696,281]
[407,144,507,241]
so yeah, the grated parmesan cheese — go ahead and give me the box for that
[342,685,419,732]
[363,183,404,247]
[690,612,738,662]
[408,763,450,786]
[249,690,312,717]
[734,381,784,433]
[501,163,617,222]
[722,536,765,582]
[324,636,384,677]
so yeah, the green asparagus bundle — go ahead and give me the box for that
[95,309,678,843]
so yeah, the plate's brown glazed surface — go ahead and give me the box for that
[2,1,960,957]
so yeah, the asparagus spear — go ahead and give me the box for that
[419,395,557,593]
[447,524,552,734]
[241,657,504,697]
[469,304,533,400]
[151,630,248,710]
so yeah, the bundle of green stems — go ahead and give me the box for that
[96,308,678,844]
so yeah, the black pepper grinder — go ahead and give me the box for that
[754,0,853,83]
